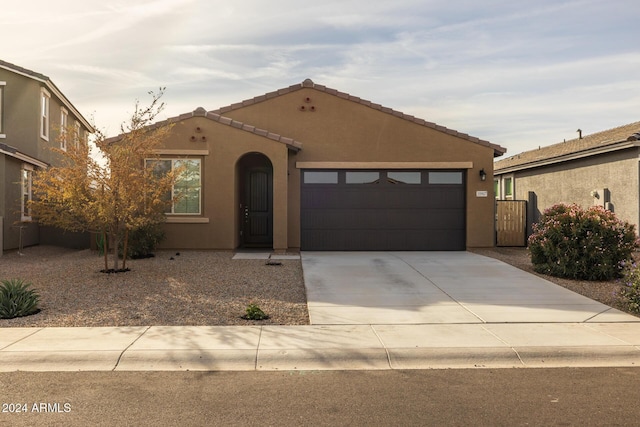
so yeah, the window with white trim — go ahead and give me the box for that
[60,108,68,150]
[21,165,33,221]
[74,121,81,148]
[503,176,514,200]
[40,88,50,140]
[494,179,500,199]
[146,158,202,214]
[0,81,5,137]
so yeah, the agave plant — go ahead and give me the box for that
[0,279,40,319]
[243,303,269,320]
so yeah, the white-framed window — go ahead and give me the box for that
[494,178,500,199]
[40,88,50,140]
[60,107,68,150]
[146,158,202,214]
[0,81,5,137]
[74,121,81,148]
[21,165,33,221]
[503,176,514,200]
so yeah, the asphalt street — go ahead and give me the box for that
[2,368,640,426]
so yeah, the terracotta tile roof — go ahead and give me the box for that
[495,121,640,173]
[106,107,302,151]
[0,59,95,132]
[211,79,506,157]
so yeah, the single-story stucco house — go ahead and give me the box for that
[116,79,506,252]
[494,121,640,233]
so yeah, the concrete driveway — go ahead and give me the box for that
[301,251,639,325]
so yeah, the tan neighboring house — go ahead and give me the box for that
[116,79,505,252]
[494,122,640,234]
[0,60,94,255]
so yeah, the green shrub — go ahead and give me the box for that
[119,223,165,259]
[620,263,640,313]
[0,279,40,319]
[243,303,269,320]
[528,204,638,280]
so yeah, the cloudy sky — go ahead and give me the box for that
[2,0,639,156]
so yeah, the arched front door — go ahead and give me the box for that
[238,153,273,247]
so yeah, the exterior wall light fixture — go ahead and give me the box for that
[479,168,487,181]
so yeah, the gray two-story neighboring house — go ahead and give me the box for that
[0,60,94,254]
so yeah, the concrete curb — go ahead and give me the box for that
[2,324,640,372]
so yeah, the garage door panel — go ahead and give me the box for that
[302,209,464,231]
[301,170,466,250]
[302,229,466,251]
[302,188,464,210]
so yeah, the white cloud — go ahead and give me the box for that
[1,0,639,156]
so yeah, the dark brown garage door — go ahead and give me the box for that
[301,170,466,250]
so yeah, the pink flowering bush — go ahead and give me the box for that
[528,204,638,280]
[620,262,640,313]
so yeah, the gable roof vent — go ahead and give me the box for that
[627,132,640,141]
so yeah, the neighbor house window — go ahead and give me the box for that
[494,179,500,199]
[40,88,50,140]
[74,121,81,148]
[60,108,68,150]
[21,166,33,221]
[147,158,201,214]
[503,177,513,200]
[0,82,5,137]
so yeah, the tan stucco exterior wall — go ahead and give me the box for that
[156,117,290,251]
[505,148,640,230]
[224,88,497,248]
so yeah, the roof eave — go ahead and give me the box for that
[0,142,49,168]
[495,140,639,175]
[104,108,303,152]
[0,60,95,133]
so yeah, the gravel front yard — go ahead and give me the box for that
[0,246,309,327]
[1,245,637,327]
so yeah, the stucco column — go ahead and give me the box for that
[272,150,289,253]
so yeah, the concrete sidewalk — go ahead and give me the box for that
[2,323,640,371]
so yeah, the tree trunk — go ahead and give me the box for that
[122,228,129,270]
[103,231,109,271]
[111,232,120,271]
